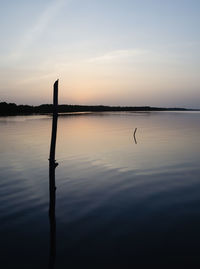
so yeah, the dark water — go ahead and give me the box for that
[1,112,200,268]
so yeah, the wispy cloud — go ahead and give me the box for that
[86,48,185,66]
[87,49,149,63]
[10,0,70,61]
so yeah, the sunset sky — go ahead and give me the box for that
[0,0,200,108]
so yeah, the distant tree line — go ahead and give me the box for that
[0,101,189,115]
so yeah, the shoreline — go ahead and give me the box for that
[0,102,198,116]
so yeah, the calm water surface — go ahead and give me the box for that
[0,112,200,267]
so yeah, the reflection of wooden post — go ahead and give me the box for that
[48,80,59,269]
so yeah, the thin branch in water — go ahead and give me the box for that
[133,128,137,144]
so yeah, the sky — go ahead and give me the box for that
[0,0,200,108]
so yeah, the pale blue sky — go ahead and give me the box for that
[0,0,200,107]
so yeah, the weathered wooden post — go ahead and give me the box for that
[48,80,59,269]
[49,79,58,163]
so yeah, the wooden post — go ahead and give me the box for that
[49,79,58,163]
[48,80,59,269]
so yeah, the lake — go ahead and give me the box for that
[1,111,200,267]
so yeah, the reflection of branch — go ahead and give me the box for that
[48,80,59,269]
[133,128,137,144]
